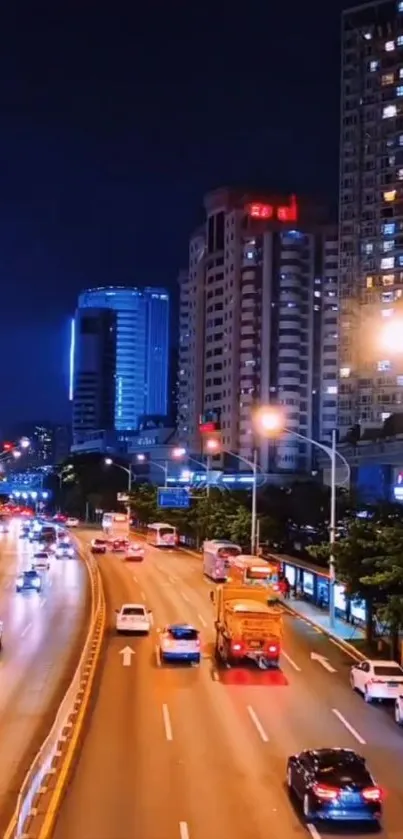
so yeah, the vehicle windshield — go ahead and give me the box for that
[94,539,106,545]
[160,528,174,537]
[218,547,240,558]
[122,607,145,616]
[25,571,37,578]
[373,664,403,677]
[169,626,199,641]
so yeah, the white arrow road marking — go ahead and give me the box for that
[119,646,135,667]
[310,651,337,673]
[179,822,190,839]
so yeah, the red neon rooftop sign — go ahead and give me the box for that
[246,194,298,223]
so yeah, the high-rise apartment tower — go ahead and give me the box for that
[339,0,403,435]
[177,188,338,473]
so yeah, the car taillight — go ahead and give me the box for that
[268,644,278,653]
[369,679,384,684]
[362,786,382,803]
[312,783,339,801]
[232,642,243,651]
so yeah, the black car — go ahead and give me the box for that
[287,748,382,824]
[91,539,107,554]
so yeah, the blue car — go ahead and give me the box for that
[159,624,201,664]
[16,570,42,593]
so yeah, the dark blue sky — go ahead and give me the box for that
[1,0,348,427]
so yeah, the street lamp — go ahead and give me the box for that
[104,458,133,493]
[254,406,351,629]
[205,438,258,554]
[136,454,168,487]
[171,447,209,490]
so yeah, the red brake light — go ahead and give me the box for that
[268,644,278,653]
[312,783,339,801]
[362,786,382,802]
[232,642,243,651]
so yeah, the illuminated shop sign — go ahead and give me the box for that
[246,195,298,222]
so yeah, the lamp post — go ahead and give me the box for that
[136,454,168,487]
[104,458,135,519]
[205,439,259,555]
[171,447,209,493]
[254,407,351,628]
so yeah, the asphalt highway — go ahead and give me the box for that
[0,520,89,834]
[54,535,403,839]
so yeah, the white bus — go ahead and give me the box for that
[147,522,177,547]
[203,540,242,581]
[102,512,130,539]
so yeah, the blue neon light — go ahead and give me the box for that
[69,318,75,401]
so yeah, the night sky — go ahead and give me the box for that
[1,0,349,429]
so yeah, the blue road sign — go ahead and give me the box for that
[157,488,190,509]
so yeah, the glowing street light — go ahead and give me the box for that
[12,450,21,459]
[204,438,220,453]
[254,405,350,629]
[19,438,30,449]
[135,454,146,463]
[380,319,403,353]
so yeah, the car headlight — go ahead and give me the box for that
[33,579,40,588]
[17,576,24,586]
[67,549,74,556]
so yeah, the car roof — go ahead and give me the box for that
[365,659,402,667]
[303,748,364,764]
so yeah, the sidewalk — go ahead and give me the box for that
[283,596,365,642]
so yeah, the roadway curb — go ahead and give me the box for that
[280,600,366,662]
[3,534,106,839]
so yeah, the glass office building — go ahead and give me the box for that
[75,286,169,432]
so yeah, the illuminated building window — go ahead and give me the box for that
[399,169,403,180]
[399,1,403,12]
[378,360,391,371]
[382,73,395,85]
[397,375,403,386]
[381,257,395,270]
[383,240,395,251]
[384,189,397,202]
[383,222,396,235]
[366,276,373,288]
[326,386,338,395]
[400,68,403,79]
[398,85,403,96]
[383,273,395,285]
[386,40,395,52]
[398,35,403,46]
[383,104,397,118]
[340,367,351,378]
[364,242,373,254]
[370,60,379,72]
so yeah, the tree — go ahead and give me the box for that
[360,525,403,659]
[308,520,382,644]
[129,484,157,526]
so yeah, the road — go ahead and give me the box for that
[54,536,403,839]
[0,520,89,834]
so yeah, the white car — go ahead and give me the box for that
[65,517,79,527]
[350,659,403,702]
[32,551,51,570]
[55,545,74,558]
[116,603,152,634]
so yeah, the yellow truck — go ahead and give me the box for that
[211,583,283,669]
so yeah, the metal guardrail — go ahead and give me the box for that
[3,544,105,839]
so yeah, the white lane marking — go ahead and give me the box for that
[179,822,189,839]
[332,708,366,745]
[20,622,32,638]
[133,574,138,583]
[307,824,321,839]
[140,590,146,601]
[247,705,269,742]
[181,591,190,603]
[39,598,47,609]
[329,636,363,662]
[198,612,207,627]
[155,645,161,667]
[162,703,173,741]
[212,670,219,681]
[310,651,337,673]
[282,650,301,672]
